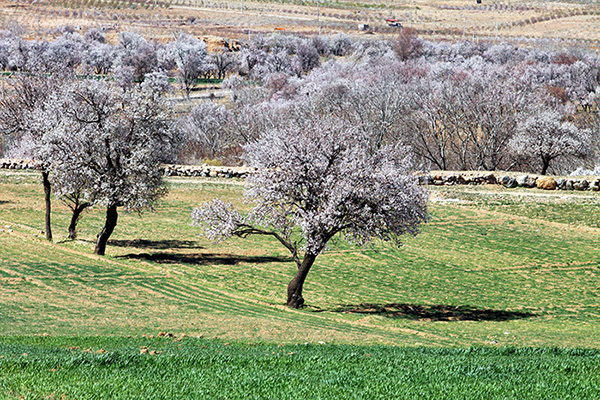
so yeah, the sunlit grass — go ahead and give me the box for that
[1,170,600,348]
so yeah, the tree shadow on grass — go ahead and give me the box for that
[116,252,292,265]
[109,239,203,250]
[323,303,535,322]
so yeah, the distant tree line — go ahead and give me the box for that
[3,27,600,173]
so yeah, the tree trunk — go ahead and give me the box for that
[94,204,118,255]
[286,253,317,309]
[68,202,90,240]
[42,171,52,242]
[541,157,550,176]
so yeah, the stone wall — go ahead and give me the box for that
[0,159,38,170]
[2,159,599,191]
[423,172,600,191]
[0,159,255,179]
[162,164,256,178]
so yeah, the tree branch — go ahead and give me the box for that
[234,223,301,268]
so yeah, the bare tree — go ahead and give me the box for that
[509,110,591,175]
[180,102,231,163]
[168,33,208,98]
[192,111,428,308]
[462,75,529,171]
[330,33,354,57]
[392,28,422,61]
[209,50,237,80]
[399,79,459,170]
[292,42,320,76]
[443,70,529,171]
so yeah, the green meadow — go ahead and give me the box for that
[1,170,600,398]
[2,337,600,399]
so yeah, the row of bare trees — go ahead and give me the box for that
[3,29,600,173]
[181,44,598,175]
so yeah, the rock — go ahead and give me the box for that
[503,177,518,188]
[565,180,574,190]
[484,173,497,184]
[573,179,589,191]
[0,159,36,170]
[536,177,556,190]
[516,175,537,188]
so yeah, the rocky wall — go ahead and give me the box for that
[0,159,256,179]
[424,173,600,191]
[2,159,599,191]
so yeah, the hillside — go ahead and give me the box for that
[1,170,600,347]
[2,0,600,46]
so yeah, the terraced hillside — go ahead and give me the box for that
[1,169,600,347]
[2,0,600,45]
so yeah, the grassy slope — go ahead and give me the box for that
[1,171,600,348]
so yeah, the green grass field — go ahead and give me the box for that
[1,170,600,398]
[2,337,600,399]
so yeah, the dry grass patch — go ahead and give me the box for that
[2,0,600,43]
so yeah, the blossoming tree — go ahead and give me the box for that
[40,80,179,254]
[192,112,429,308]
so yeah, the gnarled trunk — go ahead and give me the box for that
[286,253,317,309]
[68,201,90,240]
[42,170,52,242]
[541,156,551,176]
[94,204,118,255]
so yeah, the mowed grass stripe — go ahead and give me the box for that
[188,288,454,344]
[1,231,439,344]
[133,276,454,345]
[132,280,393,340]
[411,221,591,268]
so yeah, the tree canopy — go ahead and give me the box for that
[193,109,428,308]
